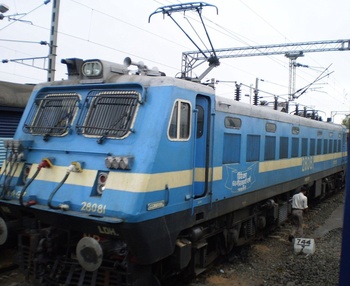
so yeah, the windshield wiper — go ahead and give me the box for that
[43,108,75,141]
[97,111,129,144]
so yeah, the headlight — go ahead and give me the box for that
[82,60,103,77]
[105,156,134,170]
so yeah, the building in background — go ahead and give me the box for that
[0,81,33,167]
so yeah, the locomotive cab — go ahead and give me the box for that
[0,57,219,284]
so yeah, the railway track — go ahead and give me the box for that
[0,248,23,286]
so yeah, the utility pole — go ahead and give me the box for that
[285,52,303,101]
[0,1,59,81]
[47,0,60,82]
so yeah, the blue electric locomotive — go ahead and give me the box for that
[0,57,347,285]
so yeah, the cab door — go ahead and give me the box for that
[193,95,212,197]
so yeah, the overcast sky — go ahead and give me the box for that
[0,0,349,122]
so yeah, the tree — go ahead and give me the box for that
[342,116,350,129]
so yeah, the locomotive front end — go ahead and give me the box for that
[0,58,168,285]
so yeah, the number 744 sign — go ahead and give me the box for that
[294,238,316,255]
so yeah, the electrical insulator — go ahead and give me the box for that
[274,97,278,110]
[311,111,316,119]
[253,94,259,106]
[295,104,299,116]
[235,83,241,101]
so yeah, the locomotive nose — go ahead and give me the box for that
[76,237,103,272]
[0,217,8,245]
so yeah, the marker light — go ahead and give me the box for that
[22,164,32,184]
[97,172,108,195]
[82,61,103,77]
[99,173,107,183]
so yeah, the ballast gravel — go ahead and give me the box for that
[189,191,344,286]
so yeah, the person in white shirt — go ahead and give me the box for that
[289,186,308,241]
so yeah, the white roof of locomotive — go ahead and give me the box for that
[34,72,344,132]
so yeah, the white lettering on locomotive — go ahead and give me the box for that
[302,156,314,172]
[81,202,107,214]
[231,169,253,192]
[97,226,117,236]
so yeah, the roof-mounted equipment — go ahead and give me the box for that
[149,2,219,81]
[123,57,166,76]
[62,57,165,82]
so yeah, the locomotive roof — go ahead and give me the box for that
[34,73,214,94]
[215,94,345,131]
[34,73,344,132]
[112,74,216,93]
[113,75,345,131]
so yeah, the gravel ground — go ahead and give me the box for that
[188,191,344,286]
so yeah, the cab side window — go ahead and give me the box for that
[168,100,191,140]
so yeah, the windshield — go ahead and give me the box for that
[23,93,80,136]
[76,90,140,139]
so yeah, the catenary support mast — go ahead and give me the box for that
[182,39,350,78]
[47,0,60,82]
[181,39,350,99]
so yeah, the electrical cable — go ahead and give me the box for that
[0,1,49,32]
[19,159,52,207]
[47,165,74,210]
[47,171,70,210]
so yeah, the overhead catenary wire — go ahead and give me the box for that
[172,2,335,106]
[0,1,50,32]
[0,0,348,115]
[206,1,348,109]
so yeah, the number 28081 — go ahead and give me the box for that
[81,202,107,214]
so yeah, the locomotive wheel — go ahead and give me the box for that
[0,217,8,245]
